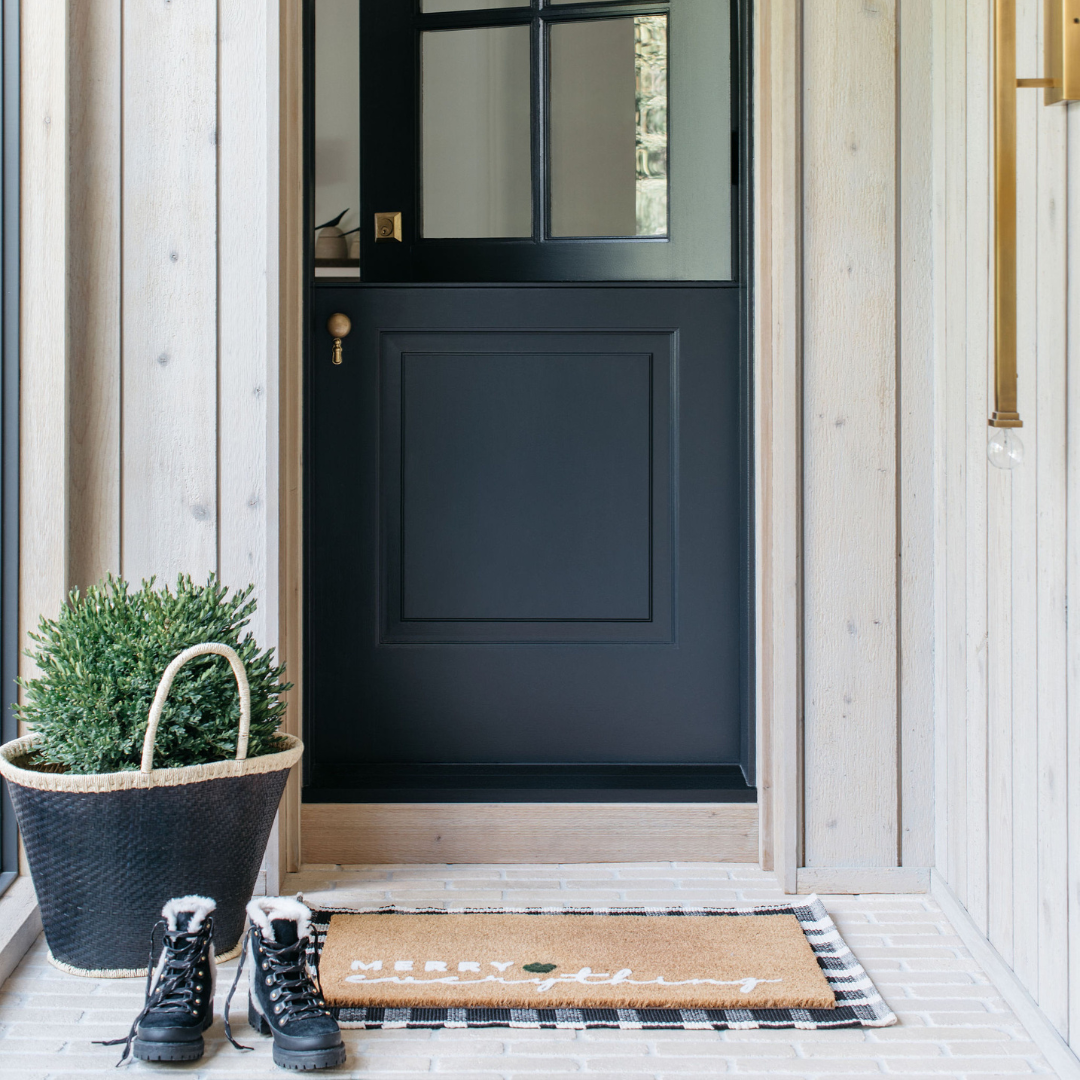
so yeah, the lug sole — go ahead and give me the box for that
[249,999,346,1070]
[272,1042,348,1071]
[132,1036,205,1062]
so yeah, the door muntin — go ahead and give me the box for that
[312,0,737,282]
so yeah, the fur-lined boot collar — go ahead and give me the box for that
[161,895,216,934]
[246,895,312,945]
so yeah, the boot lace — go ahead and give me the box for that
[95,916,214,1067]
[224,927,329,1051]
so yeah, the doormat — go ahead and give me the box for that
[306,896,896,1030]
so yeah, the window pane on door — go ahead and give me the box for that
[422,26,533,238]
[549,15,667,238]
[548,15,665,238]
[314,0,361,277]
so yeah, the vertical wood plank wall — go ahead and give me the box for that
[21,2,67,694]
[64,4,281,872]
[754,0,802,892]
[935,0,1078,1047]
[791,0,935,878]
[802,0,899,867]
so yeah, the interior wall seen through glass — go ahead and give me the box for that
[314,0,361,276]
[422,26,533,239]
[549,15,667,238]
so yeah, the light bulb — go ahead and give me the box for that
[988,427,1024,470]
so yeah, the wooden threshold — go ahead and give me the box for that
[303,802,758,864]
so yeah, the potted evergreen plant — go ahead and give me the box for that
[0,575,301,977]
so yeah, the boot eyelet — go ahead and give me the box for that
[274,1004,284,1014]
[270,989,280,1000]
[261,961,269,970]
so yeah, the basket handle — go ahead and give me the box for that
[141,642,252,774]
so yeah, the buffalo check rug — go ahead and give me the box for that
[305,895,897,1030]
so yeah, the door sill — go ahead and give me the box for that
[302,802,758,864]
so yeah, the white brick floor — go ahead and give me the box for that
[0,863,1059,1078]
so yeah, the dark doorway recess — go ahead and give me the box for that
[304,0,753,804]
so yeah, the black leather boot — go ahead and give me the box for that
[225,897,345,1071]
[100,895,217,1064]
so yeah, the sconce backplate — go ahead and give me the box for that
[1045,0,1080,103]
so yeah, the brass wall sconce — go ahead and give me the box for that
[991,0,1080,466]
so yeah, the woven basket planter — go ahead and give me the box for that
[0,642,303,977]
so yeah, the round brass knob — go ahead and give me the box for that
[327,313,352,338]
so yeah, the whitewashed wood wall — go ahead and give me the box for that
[757,0,935,891]
[48,2,282,880]
[68,0,278,619]
[932,0,1080,1049]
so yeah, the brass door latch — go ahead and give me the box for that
[374,211,402,242]
[327,313,351,366]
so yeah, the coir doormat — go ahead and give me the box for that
[306,896,896,1030]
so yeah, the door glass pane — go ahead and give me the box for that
[422,0,525,10]
[549,15,668,238]
[314,0,361,278]
[422,26,533,238]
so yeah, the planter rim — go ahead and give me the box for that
[0,732,303,793]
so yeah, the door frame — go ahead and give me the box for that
[277,0,801,884]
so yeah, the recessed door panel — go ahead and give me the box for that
[378,331,673,642]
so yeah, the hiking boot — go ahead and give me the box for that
[225,896,345,1071]
[100,895,217,1064]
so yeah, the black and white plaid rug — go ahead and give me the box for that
[306,894,897,1030]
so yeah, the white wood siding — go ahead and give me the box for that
[58,2,281,873]
[21,0,67,699]
[934,0,1080,1048]
[760,0,934,881]
[802,0,899,868]
[65,3,278,648]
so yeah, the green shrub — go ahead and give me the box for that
[16,574,291,774]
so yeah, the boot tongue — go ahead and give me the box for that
[173,911,194,933]
[271,918,299,946]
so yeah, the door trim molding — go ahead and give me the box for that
[279,0,305,877]
[304,803,758,865]
[280,0,795,872]
[753,0,802,890]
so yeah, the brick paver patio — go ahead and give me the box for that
[0,863,1057,1078]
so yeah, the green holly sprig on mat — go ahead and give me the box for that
[15,574,292,774]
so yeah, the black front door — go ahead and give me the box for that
[306,0,751,803]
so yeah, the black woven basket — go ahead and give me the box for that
[0,642,303,977]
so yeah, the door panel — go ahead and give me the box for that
[307,285,746,798]
[380,330,671,641]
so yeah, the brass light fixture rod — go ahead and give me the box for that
[992,0,1022,428]
[992,0,1079,428]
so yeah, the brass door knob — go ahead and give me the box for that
[327,313,351,366]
